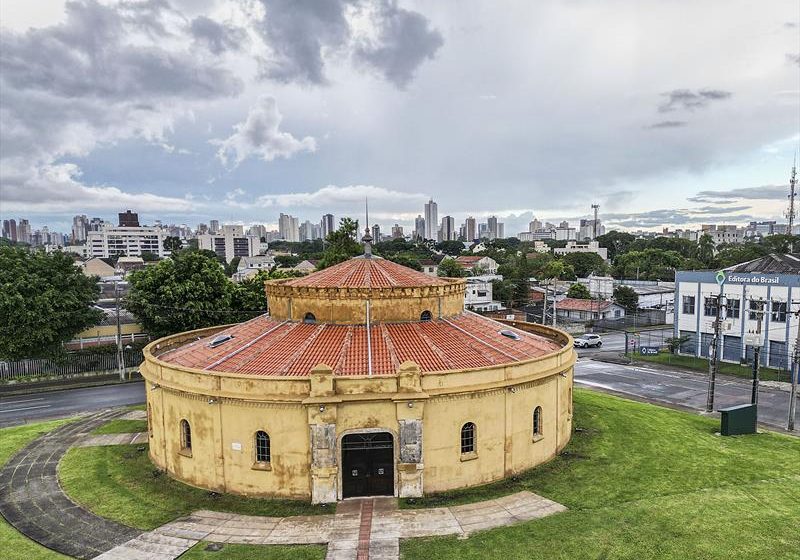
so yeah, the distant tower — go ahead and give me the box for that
[787,155,797,237]
[591,204,600,239]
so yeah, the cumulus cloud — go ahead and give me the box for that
[213,96,317,166]
[658,89,732,112]
[0,164,195,213]
[352,0,444,88]
[688,184,789,203]
[241,184,428,212]
[254,0,442,87]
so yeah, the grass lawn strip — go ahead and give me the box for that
[399,389,800,560]
[0,419,74,560]
[59,445,329,530]
[90,418,147,435]
[180,542,326,560]
[635,352,786,381]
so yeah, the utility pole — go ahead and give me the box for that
[115,281,124,381]
[751,302,764,407]
[706,290,724,413]
[789,307,800,431]
[591,204,600,240]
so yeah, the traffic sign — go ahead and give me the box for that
[640,346,660,356]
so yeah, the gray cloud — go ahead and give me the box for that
[353,0,444,88]
[646,120,688,129]
[658,89,732,112]
[190,16,247,54]
[787,53,800,66]
[688,184,789,203]
[0,0,243,213]
[603,206,757,228]
[255,0,442,87]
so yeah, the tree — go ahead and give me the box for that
[0,247,103,359]
[613,285,639,313]
[559,252,607,279]
[436,240,465,256]
[665,334,690,354]
[140,251,160,262]
[318,218,362,269]
[437,258,467,277]
[613,249,685,281]
[225,256,241,277]
[567,283,591,299]
[163,236,183,253]
[695,234,715,267]
[596,231,635,262]
[125,251,233,338]
[387,254,422,271]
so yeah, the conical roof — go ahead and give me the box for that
[282,256,451,289]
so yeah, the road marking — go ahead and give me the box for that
[575,379,619,391]
[1,398,45,406]
[1,405,51,413]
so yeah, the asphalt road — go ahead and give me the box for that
[0,382,146,428]
[574,359,798,432]
[574,327,674,356]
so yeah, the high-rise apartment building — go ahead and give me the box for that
[198,224,258,263]
[529,218,542,232]
[440,216,456,241]
[414,215,425,240]
[372,224,381,243]
[2,219,17,242]
[118,210,140,227]
[278,213,300,242]
[209,220,220,234]
[71,215,89,243]
[487,216,498,240]
[299,220,321,241]
[424,199,438,240]
[391,224,404,238]
[321,214,336,239]
[464,216,477,241]
[17,219,31,244]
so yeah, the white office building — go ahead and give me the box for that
[87,225,169,258]
[674,254,800,370]
[424,199,438,240]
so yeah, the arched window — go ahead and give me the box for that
[460,422,476,454]
[303,312,316,324]
[533,407,543,438]
[180,419,192,452]
[255,431,271,463]
[420,310,432,322]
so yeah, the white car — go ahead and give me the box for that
[574,334,602,348]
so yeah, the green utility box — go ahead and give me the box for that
[719,403,757,436]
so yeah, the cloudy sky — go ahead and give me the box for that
[1,0,798,235]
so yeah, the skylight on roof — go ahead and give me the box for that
[209,335,234,348]
[499,329,521,340]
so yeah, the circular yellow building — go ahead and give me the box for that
[141,249,575,503]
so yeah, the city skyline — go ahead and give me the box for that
[0,1,797,235]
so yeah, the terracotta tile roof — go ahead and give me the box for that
[281,257,450,289]
[555,298,613,312]
[157,312,562,377]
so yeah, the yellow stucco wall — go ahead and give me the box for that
[140,320,574,502]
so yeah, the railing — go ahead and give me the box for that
[0,349,144,382]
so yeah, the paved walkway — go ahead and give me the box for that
[2,412,566,559]
[0,410,142,559]
[98,492,565,560]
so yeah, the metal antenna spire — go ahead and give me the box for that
[788,153,798,241]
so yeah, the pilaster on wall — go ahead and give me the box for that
[310,423,338,503]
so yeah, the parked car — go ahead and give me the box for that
[574,334,602,348]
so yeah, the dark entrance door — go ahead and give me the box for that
[341,432,394,498]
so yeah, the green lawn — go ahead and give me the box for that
[635,352,788,382]
[400,389,800,560]
[0,420,74,560]
[181,542,325,560]
[59,445,330,530]
[90,418,147,435]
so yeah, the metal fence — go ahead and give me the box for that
[592,310,668,331]
[0,349,144,382]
